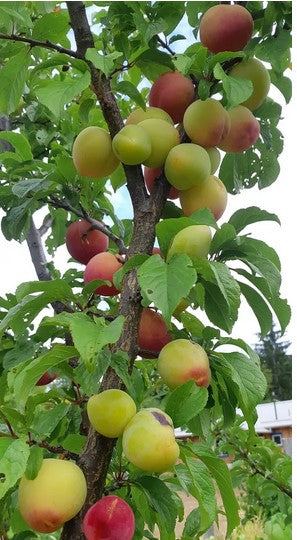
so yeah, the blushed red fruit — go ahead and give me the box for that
[36,371,58,386]
[149,71,195,123]
[84,252,123,296]
[82,495,135,540]
[200,4,254,53]
[66,220,109,265]
[158,339,211,389]
[138,308,172,358]
[144,166,179,200]
[218,105,260,153]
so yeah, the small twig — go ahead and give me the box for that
[49,196,128,254]
[138,348,159,358]
[0,411,17,438]
[0,32,78,58]
[109,61,135,79]
[86,310,116,321]
[157,35,175,56]
[28,438,79,461]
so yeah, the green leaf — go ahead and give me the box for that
[137,254,197,323]
[115,80,146,110]
[165,381,208,427]
[0,438,30,500]
[172,54,194,76]
[36,71,91,118]
[42,312,125,370]
[134,476,177,533]
[184,456,217,534]
[13,345,77,408]
[213,63,253,109]
[196,260,241,333]
[186,443,240,536]
[269,71,292,103]
[24,446,43,480]
[1,200,35,242]
[208,51,245,72]
[136,49,174,80]
[32,10,70,47]
[0,46,30,115]
[179,312,205,339]
[255,29,291,72]
[16,279,75,302]
[31,403,71,438]
[238,281,273,337]
[62,434,86,454]
[210,223,237,255]
[0,132,32,161]
[228,206,280,233]
[233,269,291,335]
[86,48,122,76]
[211,351,267,429]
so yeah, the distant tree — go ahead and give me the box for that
[254,325,292,402]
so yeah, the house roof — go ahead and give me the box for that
[239,399,292,433]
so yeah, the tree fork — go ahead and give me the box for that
[62,3,171,538]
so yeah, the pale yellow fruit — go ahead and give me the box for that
[126,106,174,125]
[87,389,137,438]
[138,119,180,167]
[72,126,119,179]
[18,458,87,533]
[122,408,179,472]
[167,225,212,261]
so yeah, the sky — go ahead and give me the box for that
[0,6,294,351]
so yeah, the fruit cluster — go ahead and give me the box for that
[17,4,272,538]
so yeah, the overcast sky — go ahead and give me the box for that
[0,9,294,350]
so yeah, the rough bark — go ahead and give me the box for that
[62,2,171,539]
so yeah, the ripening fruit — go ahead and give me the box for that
[84,252,123,296]
[138,119,180,167]
[205,147,221,174]
[122,408,179,472]
[149,71,195,124]
[72,126,119,179]
[200,4,254,53]
[66,220,109,265]
[157,339,211,389]
[229,58,271,111]
[126,106,174,125]
[183,99,230,148]
[180,175,227,221]
[83,495,135,540]
[18,459,87,533]
[138,308,172,358]
[167,225,212,262]
[112,124,152,165]
[87,390,137,438]
[144,166,179,200]
[36,371,58,386]
[218,105,260,153]
[164,143,211,191]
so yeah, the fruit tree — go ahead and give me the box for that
[0,2,292,539]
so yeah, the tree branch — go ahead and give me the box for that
[62,3,171,539]
[48,195,128,254]
[0,32,78,58]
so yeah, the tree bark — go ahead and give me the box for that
[62,2,172,539]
